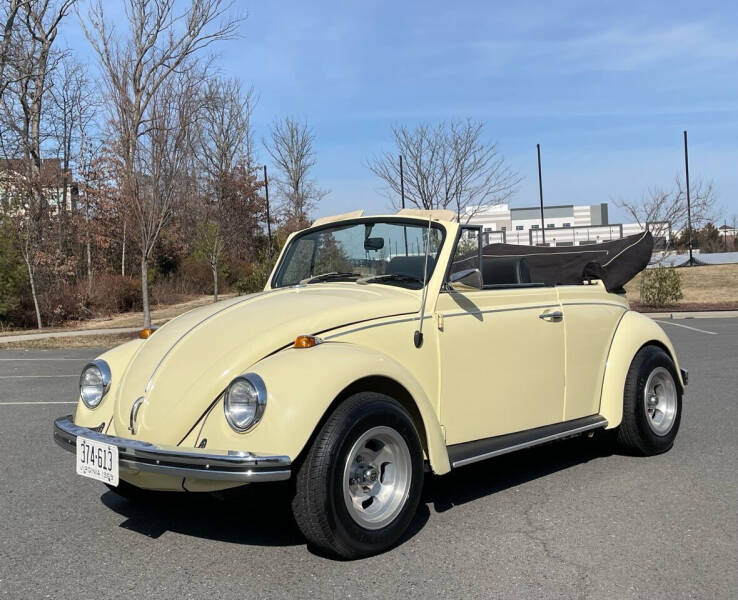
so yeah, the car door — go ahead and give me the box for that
[435,227,566,445]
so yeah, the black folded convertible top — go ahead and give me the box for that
[481,231,653,292]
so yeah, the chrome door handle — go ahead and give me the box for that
[539,310,563,321]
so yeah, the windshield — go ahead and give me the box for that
[272,219,445,289]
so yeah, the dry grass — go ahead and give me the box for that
[625,263,738,304]
[0,293,236,337]
[0,332,139,349]
[72,293,235,329]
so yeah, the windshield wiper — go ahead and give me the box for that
[299,271,362,285]
[357,273,424,286]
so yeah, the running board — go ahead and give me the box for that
[448,415,608,469]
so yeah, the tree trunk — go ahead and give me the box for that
[121,220,126,276]
[86,198,92,296]
[25,257,42,330]
[141,255,151,329]
[212,263,219,303]
[86,236,92,296]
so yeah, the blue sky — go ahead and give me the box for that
[65,0,738,223]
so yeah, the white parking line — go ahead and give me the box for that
[0,401,77,405]
[0,358,91,361]
[0,375,78,379]
[654,320,718,335]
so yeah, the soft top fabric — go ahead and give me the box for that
[481,231,653,292]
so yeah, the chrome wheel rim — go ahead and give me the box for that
[643,367,678,436]
[342,426,412,530]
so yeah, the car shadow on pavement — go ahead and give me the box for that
[422,435,613,513]
[99,436,612,553]
[101,480,304,547]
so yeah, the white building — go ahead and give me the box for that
[464,203,670,248]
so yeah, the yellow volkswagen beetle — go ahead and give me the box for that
[54,209,686,558]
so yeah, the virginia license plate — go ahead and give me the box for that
[76,436,119,487]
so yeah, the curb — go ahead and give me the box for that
[0,326,140,344]
[641,310,738,319]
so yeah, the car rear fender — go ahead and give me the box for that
[599,310,684,428]
[194,341,452,475]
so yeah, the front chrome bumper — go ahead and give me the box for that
[53,416,291,482]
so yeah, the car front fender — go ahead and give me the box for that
[599,311,684,429]
[73,338,146,429]
[193,341,451,475]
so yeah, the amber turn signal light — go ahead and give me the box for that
[139,328,156,339]
[294,335,323,349]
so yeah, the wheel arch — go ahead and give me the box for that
[599,310,684,429]
[296,375,430,467]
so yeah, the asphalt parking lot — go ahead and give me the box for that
[1,318,736,599]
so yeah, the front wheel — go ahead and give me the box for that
[291,392,424,559]
[615,345,682,455]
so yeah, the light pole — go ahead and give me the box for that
[537,143,546,245]
[400,155,408,255]
[399,155,406,209]
[683,131,694,266]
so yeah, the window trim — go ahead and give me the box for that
[442,224,483,291]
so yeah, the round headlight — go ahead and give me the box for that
[224,374,267,432]
[79,360,111,409]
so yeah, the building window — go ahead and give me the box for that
[501,226,507,231]
[531,224,540,230]
[515,225,524,231]
[563,223,571,228]
[546,223,555,228]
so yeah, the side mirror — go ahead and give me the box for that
[364,237,384,251]
[448,268,482,289]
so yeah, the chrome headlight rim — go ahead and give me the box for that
[79,359,112,409]
[224,373,267,433]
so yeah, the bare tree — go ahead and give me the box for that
[197,77,255,301]
[265,117,325,226]
[615,176,717,250]
[368,119,520,220]
[0,1,31,101]
[0,0,76,328]
[48,55,96,251]
[82,0,241,328]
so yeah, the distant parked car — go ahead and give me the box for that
[54,209,686,558]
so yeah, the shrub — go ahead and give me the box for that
[236,254,277,295]
[0,221,27,321]
[87,273,142,315]
[640,266,683,307]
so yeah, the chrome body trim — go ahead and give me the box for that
[449,416,608,468]
[53,415,291,483]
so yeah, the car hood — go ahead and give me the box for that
[112,284,419,445]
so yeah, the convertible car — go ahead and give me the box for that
[54,209,686,558]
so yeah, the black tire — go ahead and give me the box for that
[615,345,682,456]
[291,392,424,559]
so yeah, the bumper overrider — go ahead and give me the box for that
[53,415,291,483]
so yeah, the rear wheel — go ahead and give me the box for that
[616,346,682,455]
[291,392,424,559]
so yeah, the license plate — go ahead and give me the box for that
[76,436,119,487]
